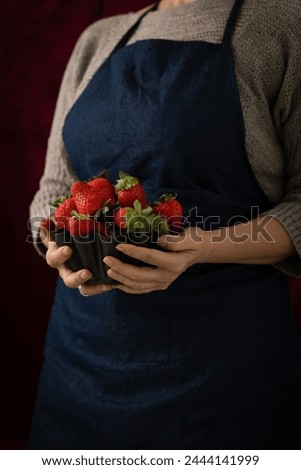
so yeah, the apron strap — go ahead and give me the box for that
[111,2,160,54]
[222,0,245,46]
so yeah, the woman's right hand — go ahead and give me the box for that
[40,219,113,294]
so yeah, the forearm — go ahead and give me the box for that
[201,215,296,265]
[99,216,297,295]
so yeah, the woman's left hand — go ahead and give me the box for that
[87,214,293,295]
[103,227,205,294]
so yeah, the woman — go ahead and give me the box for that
[29,0,301,449]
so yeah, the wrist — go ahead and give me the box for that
[183,227,213,266]
[194,228,214,264]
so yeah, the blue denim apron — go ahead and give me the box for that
[29,0,301,449]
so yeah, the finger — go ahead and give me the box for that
[105,258,172,290]
[46,243,73,268]
[58,265,92,289]
[106,267,168,291]
[114,244,180,270]
[159,227,206,251]
[104,255,165,283]
[58,260,116,293]
[40,217,55,234]
[159,229,195,248]
[40,218,55,245]
[157,233,186,251]
[115,284,156,295]
[78,283,116,296]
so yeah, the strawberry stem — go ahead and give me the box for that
[115,172,139,191]
[87,169,110,182]
[50,194,71,207]
[70,211,92,220]
[154,193,177,205]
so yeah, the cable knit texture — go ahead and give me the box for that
[30,0,301,276]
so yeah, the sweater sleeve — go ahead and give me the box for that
[29,14,136,256]
[29,34,85,255]
[29,23,109,256]
[233,0,301,278]
[261,5,301,278]
[263,138,301,278]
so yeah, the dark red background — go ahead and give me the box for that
[1,0,300,449]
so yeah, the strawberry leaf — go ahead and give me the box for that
[50,194,71,207]
[153,193,177,205]
[87,169,110,181]
[70,211,91,220]
[116,172,139,191]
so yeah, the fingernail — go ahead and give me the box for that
[80,271,90,280]
[116,244,124,252]
[63,246,71,255]
[103,257,111,266]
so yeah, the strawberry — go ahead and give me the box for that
[52,196,77,230]
[68,212,94,236]
[152,194,184,231]
[87,177,116,207]
[71,181,102,215]
[113,207,127,231]
[113,201,168,235]
[115,172,147,208]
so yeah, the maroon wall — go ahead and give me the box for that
[1,0,300,448]
[0,0,150,449]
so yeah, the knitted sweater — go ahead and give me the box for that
[30,0,301,277]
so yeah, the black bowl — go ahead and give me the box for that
[50,227,158,285]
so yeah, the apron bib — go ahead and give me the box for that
[29,0,301,449]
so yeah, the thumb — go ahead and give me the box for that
[40,218,55,246]
[158,232,186,251]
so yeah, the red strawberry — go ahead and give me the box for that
[68,213,94,236]
[113,201,169,235]
[53,197,77,230]
[87,177,116,207]
[71,181,102,215]
[113,207,127,231]
[152,194,184,231]
[115,172,147,208]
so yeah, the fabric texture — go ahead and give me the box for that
[29,0,301,276]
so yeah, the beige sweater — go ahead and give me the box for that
[30,0,301,276]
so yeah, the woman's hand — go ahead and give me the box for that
[40,214,294,296]
[103,213,296,294]
[103,227,205,294]
[40,220,114,296]
[40,220,204,296]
